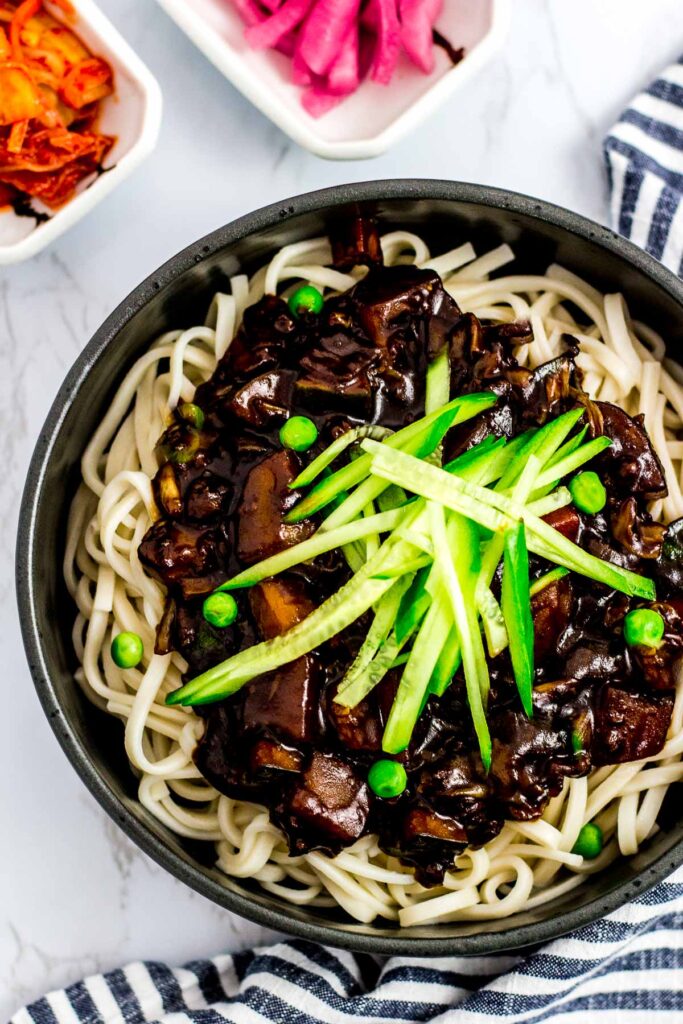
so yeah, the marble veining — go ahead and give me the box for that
[3,0,683,1016]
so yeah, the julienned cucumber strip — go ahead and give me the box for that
[530,408,585,465]
[336,577,411,694]
[342,542,365,573]
[475,455,542,646]
[167,538,410,706]
[442,436,509,485]
[447,508,486,699]
[532,435,611,492]
[511,427,589,506]
[393,524,433,554]
[527,488,572,518]
[291,425,393,489]
[495,411,583,496]
[440,433,532,491]
[502,521,534,716]
[363,501,380,560]
[325,437,508,578]
[363,442,655,600]
[430,504,492,770]
[391,652,410,669]
[372,556,429,579]
[395,566,431,644]
[321,476,400,533]
[286,392,497,524]
[325,433,513,536]
[429,626,461,697]
[495,409,583,492]
[425,347,451,415]
[529,566,570,597]
[376,483,409,512]
[478,585,508,657]
[463,432,534,487]
[548,425,588,466]
[319,397,498,532]
[218,507,405,590]
[382,585,450,754]
[335,627,414,709]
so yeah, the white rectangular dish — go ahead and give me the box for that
[0,0,162,266]
[155,0,510,161]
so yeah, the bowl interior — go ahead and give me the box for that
[0,0,153,253]
[19,183,683,955]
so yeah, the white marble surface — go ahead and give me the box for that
[3,0,683,1015]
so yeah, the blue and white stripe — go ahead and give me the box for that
[605,56,683,275]
[12,868,683,1023]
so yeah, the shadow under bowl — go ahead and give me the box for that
[17,179,683,955]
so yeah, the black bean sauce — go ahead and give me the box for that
[138,222,683,885]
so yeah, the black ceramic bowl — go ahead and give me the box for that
[17,180,683,956]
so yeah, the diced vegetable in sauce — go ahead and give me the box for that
[138,243,681,886]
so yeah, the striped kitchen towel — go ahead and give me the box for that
[11,867,683,1024]
[605,56,683,275]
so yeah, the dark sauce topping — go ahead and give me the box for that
[138,230,683,885]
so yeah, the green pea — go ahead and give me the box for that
[279,415,319,453]
[569,471,606,514]
[178,403,205,430]
[623,607,665,648]
[111,631,144,669]
[288,284,324,318]
[571,822,603,859]
[368,759,407,799]
[203,592,238,629]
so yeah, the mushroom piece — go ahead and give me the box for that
[531,576,574,662]
[593,686,673,764]
[242,657,321,744]
[327,695,383,751]
[220,295,298,382]
[489,710,578,820]
[237,450,315,564]
[288,752,370,843]
[244,574,321,743]
[139,519,224,596]
[592,401,667,499]
[295,330,380,414]
[419,754,489,801]
[611,497,666,559]
[184,475,228,521]
[228,369,297,428]
[352,264,460,360]
[330,215,383,271]
[656,518,683,594]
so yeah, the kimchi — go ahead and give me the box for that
[0,0,114,210]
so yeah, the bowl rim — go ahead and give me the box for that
[153,0,512,160]
[0,0,163,266]
[16,178,683,955]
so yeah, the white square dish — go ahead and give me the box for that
[155,0,510,160]
[0,0,162,266]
